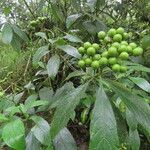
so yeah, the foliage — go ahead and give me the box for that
[0,0,150,150]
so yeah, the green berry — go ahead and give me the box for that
[113,34,122,42]
[119,52,129,60]
[85,58,92,66]
[121,41,128,46]
[93,54,101,60]
[112,42,120,49]
[123,32,129,39]
[84,42,92,49]
[133,47,143,56]
[92,43,100,50]
[91,60,100,69]
[112,64,120,72]
[101,51,109,58]
[87,47,96,56]
[108,47,118,57]
[108,57,117,65]
[108,28,116,37]
[126,46,133,53]
[116,27,125,35]
[99,57,108,65]
[120,66,127,72]
[78,47,85,54]
[98,31,106,39]
[129,43,137,49]
[78,60,85,68]
[118,45,127,53]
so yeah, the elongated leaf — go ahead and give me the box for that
[108,80,150,138]
[31,116,52,146]
[25,100,49,110]
[33,46,49,65]
[2,23,13,44]
[50,83,88,139]
[2,119,25,150]
[63,34,83,43]
[0,113,9,122]
[89,85,119,150]
[54,128,77,150]
[26,131,41,150]
[129,77,150,93]
[57,45,81,58]
[128,65,150,73]
[65,70,86,81]
[12,24,29,42]
[35,32,47,40]
[46,54,60,79]
[51,82,74,108]
[128,129,140,150]
[126,109,140,150]
[66,14,82,29]
[11,33,21,50]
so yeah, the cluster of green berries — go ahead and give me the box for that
[28,17,47,29]
[77,27,143,73]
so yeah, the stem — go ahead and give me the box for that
[23,0,36,18]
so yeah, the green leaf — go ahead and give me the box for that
[54,128,77,150]
[46,54,60,79]
[127,63,150,73]
[31,116,52,146]
[35,32,47,40]
[108,80,150,138]
[89,85,119,150]
[26,131,41,150]
[65,70,86,81]
[129,77,150,93]
[66,14,82,29]
[11,33,22,50]
[126,109,140,150]
[50,83,88,139]
[11,24,29,42]
[0,113,9,122]
[57,45,81,58]
[63,34,83,43]
[2,118,25,150]
[128,129,140,150]
[2,23,13,44]
[25,100,49,110]
[51,82,75,108]
[33,46,49,65]
[141,35,150,49]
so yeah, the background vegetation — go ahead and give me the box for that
[0,0,150,150]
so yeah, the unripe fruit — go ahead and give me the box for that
[116,27,125,35]
[126,46,133,53]
[113,34,122,42]
[91,60,100,69]
[102,51,109,58]
[78,47,85,54]
[119,52,129,60]
[118,45,127,53]
[98,31,106,39]
[99,57,108,65]
[120,66,127,73]
[108,47,118,56]
[121,41,128,46]
[78,60,85,68]
[129,43,137,49]
[93,54,101,60]
[108,57,117,65]
[112,42,120,49]
[104,36,111,43]
[133,47,143,56]
[87,47,96,56]
[123,32,129,39]
[112,64,120,72]
[85,58,92,66]
[92,43,100,50]
[84,42,92,49]
[30,20,37,27]
[108,28,116,37]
